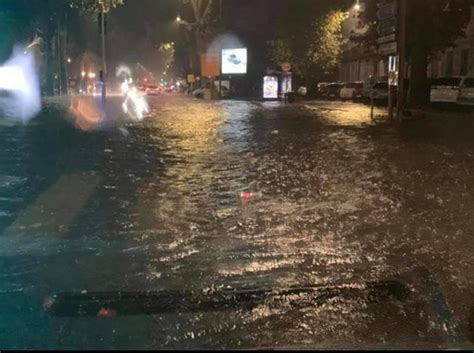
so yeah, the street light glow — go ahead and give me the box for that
[176,15,181,22]
[354,1,361,11]
[67,58,71,63]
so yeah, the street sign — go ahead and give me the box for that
[378,41,397,55]
[377,2,396,20]
[377,33,396,44]
[281,62,292,72]
[377,18,396,35]
[187,74,195,83]
[201,54,220,77]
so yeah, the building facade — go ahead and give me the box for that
[339,5,474,82]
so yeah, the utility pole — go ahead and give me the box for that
[396,0,407,121]
[100,9,107,104]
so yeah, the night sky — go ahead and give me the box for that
[104,0,289,71]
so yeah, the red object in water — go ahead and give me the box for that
[97,308,117,318]
[240,192,254,203]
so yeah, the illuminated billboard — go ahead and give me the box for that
[263,76,278,99]
[221,48,247,74]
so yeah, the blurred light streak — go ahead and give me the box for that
[69,96,106,131]
[0,47,41,122]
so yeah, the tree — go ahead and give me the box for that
[69,0,124,16]
[178,0,223,74]
[353,0,474,107]
[266,9,349,84]
[308,10,349,76]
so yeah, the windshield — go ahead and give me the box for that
[1,0,473,351]
[432,77,463,87]
[462,78,474,88]
[373,82,388,89]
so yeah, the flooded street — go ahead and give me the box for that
[0,96,473,349]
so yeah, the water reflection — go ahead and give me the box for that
[70,96,106,131]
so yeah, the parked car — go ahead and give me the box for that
[317,82,329,98]
[340,82,364,101]
[145,85,160,96]
[362,76,388,103]
[326,83,344,100]
[220,86,230,98]
[192,88,205,99]
[430,77,464,104]
[456,77,474,106]
[371,81,389,102]
[297,86,308,96]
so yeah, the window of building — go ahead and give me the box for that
[446,51,454,76]
[460,49,469,76]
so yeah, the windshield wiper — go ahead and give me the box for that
[44,280,409,318]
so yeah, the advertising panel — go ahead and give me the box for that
[201,54,221,77]
[263,76,278,99]
[222,48,247,74]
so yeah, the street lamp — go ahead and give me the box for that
[354,0,361,11]
[67,58,72,64]
[176,15,181,23]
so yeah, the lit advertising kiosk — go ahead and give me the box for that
[221,48,247,98]
[264,63,293,101]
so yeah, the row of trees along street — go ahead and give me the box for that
[266,0,474,108]
[0,0,123,96]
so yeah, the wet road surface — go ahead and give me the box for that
[0,96,473,349]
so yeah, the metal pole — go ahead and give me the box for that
[64,14,69,96]
[370,90,375,120]
[101,9,107,103]
[396,0,407,121]
[57,24,62,96]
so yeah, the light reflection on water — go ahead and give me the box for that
[0,97,466,349]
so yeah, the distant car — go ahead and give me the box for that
[430,77,464,104]
[219,86,230,98]
[340,82,364,101]
[369,81,397,104]
[297,86,308,96]
[317,82,329,98]
[326,83,344,100]
[370,81,390,102]
[145,85,160,96]
[457,77,474,106]
[192,88,205,99]
[362,76,388,103]
[163,87,174,93]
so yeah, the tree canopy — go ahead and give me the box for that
[267,8,349,84]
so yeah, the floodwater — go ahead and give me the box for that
[0,96,473,349]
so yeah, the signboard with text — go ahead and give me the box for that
[379,41,397,55]
[376,1,397,57]
[377,18,396,36]
[201,54,221,77]
[377,33,396,44]
[281,62,292,72]
[377,2,397,20]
